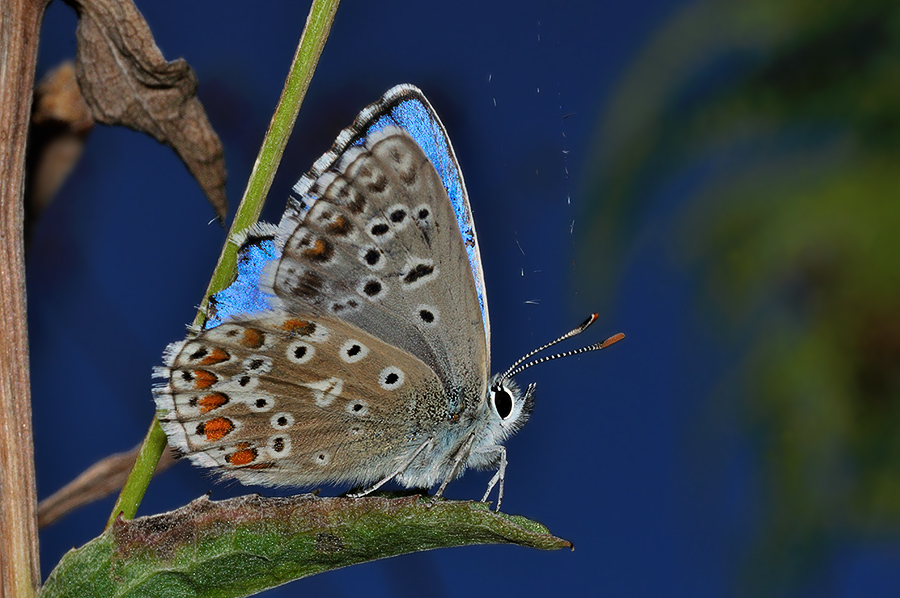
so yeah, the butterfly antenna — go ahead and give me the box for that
[500,314,623,382]
[503,331,624,380]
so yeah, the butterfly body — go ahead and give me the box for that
[154,86,535,504]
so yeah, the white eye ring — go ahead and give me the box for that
[345,399,369,417]
[379,366,405,390]
[414,304,439,328]
[340,340,369,363]
[270,412,294,430]
[267,435,291,458]
[286,340,315,364]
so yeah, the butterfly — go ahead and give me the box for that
[153,84,623,510]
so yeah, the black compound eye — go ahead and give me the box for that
[492,387,513,420]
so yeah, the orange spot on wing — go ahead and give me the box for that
[326,215,351,235]
[226,443,257,466]
[200,417,234,442]
[193,370,218,389]
[245,462,275,470]
[198,392,229,414]
[241,328,265,349]
[282,319,316,336]
[303,238,329,259]
[200,348,229,365]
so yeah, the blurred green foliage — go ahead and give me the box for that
[579,0,900,592]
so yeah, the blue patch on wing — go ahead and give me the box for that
[360,97,487,328]
[205,238,279,329]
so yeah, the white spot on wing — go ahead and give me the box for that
[358,245,384,270]
[286,340,315,364]
[340,339,369,363]
[413,203,433,227]
[385,203,410,231]
[358,277,388,301]
[270,412,294,430]
[414,304,440,328]
[345,399,369,417]
[225,373,259,391]
[366,217,394,241]
[302,377,344,407]
[400,258,437,290]
[243,392,275,413]
[267,435,291,458]
[242,356,272,373]
[379,366,405,390]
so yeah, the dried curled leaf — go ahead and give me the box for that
[65,0,227,221]
[37,444,178,529]
[40,494,572,598]
[28,61,93,218]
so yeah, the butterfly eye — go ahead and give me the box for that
[492,387,513,420]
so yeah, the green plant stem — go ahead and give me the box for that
[194,0,342,323]
[105,420,167,528]
[107,0,342,527]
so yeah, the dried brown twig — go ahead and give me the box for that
[0,1,52,596]
[38,446,178,529]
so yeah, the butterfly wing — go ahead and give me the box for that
[156,313,446,486]
[291,84,490,352]
[270,86,490,413]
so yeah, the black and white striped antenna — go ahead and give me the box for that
[499,314,624,383]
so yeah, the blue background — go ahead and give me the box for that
[28,1,900,596]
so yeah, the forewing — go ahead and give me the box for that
[270,123,488,412]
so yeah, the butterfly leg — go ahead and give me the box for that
[432,433,477,501]
[474,445,507,511]
[348,439,432,498]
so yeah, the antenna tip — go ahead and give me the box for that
[599,332,625,349]
[578,313,599,330]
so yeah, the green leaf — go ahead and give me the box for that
[42,494,571,598]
